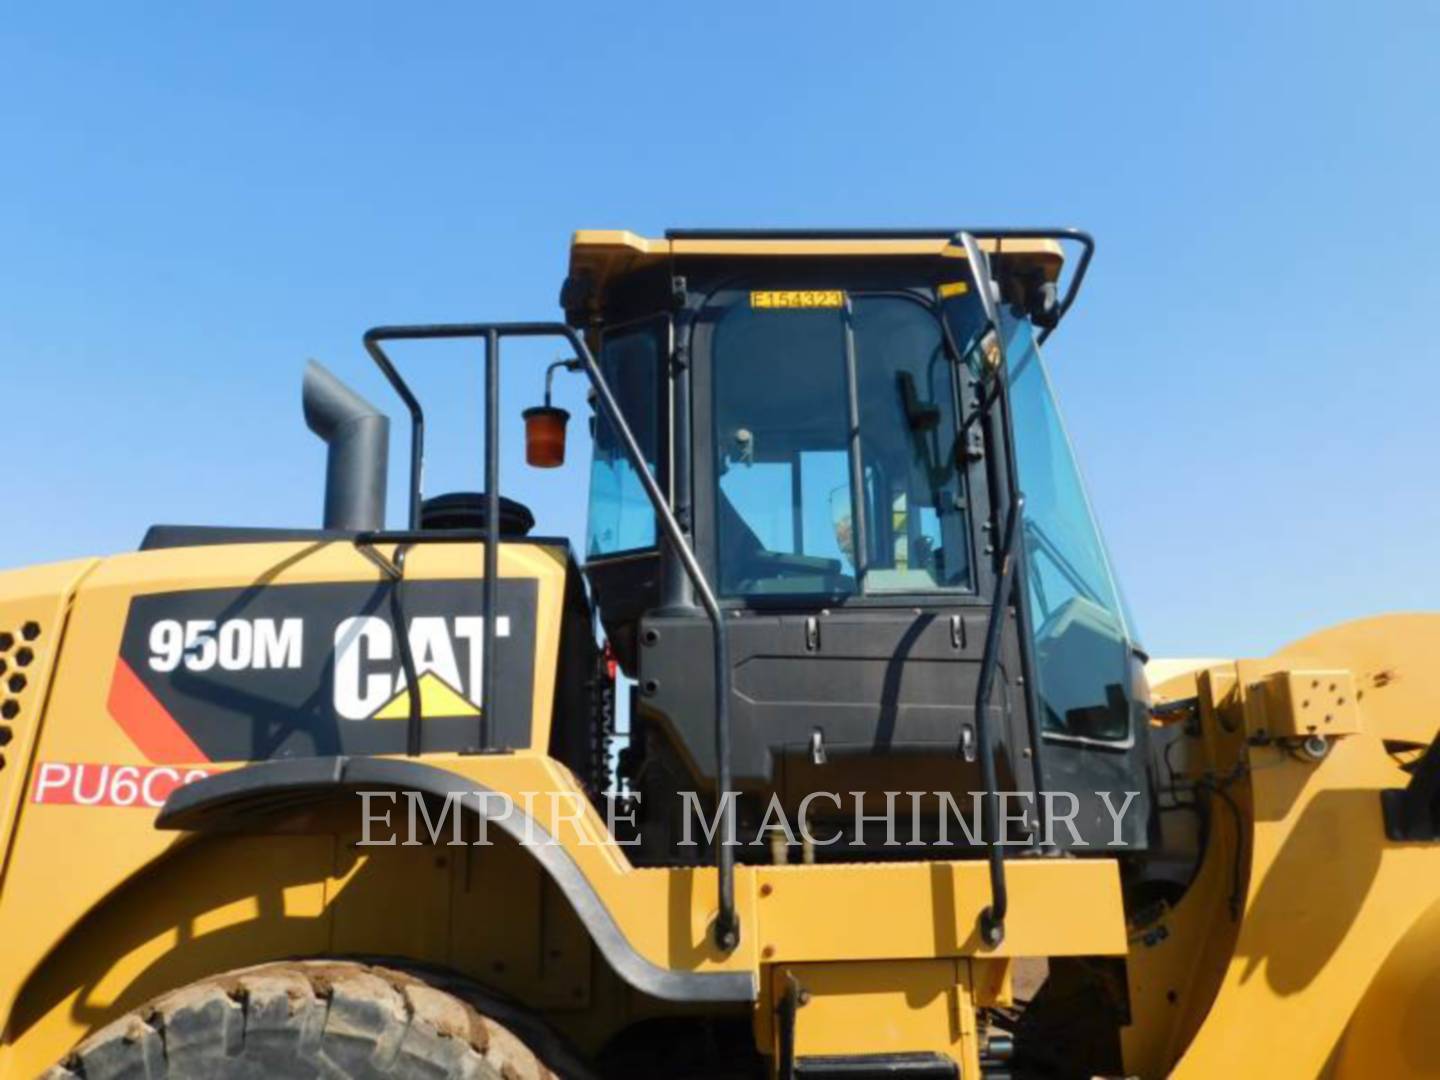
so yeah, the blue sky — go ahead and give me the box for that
[2,3,1436,658]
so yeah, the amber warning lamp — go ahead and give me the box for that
[525,357,579,468]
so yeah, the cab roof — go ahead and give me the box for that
[567,227,1069,319]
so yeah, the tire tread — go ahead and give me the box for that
[43,961,554,1080]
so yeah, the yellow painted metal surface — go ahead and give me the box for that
[1329,894,1440,1076]
[3,835,334,1076]
[5,533,1439,1080]
[0,732,1126,1075]
[1275,613,1440,745]
[753,859,1126,963]
[765,960,980,1077]
[566,228,1066,325]
[1167,734,1440,1077]
[1123,663,1250,1076]
[0,541,567,1022]
[1252,668,1362,738]
[0,539,1130,1077]
[570,228,1065,262]
[0,559,99,890]
[0,540,569,1072]
[1127,615,1440,1078]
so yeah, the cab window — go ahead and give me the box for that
[712,291,973,597]
[586,322,662,557]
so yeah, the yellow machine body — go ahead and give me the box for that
[0,230,1436,1078]
[0,541,1125,1078]
[1129,616,1440,1078]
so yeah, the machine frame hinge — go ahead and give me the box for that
[1382,734,1440,842]
[1241,668,1362,743]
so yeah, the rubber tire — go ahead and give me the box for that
[43,960,556,1080]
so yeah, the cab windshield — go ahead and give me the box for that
[1000,310,1135,742]
[710,290,974,598]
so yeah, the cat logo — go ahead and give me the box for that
[114,579,536,762]
[333,615,511,722]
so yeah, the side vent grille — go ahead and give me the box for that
[0,619,42,774]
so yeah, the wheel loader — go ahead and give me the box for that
[0,227,1436,1079]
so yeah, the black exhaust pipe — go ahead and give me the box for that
[303,360,390,531]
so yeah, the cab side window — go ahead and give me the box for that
[586,324,662,558]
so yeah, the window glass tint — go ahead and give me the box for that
[1002,313,1132,741]
[714,306,855,594]
[712,293,972,597]
[852,296,971,593]
[586,325,660,557]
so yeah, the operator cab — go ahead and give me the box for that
[563,229,1151,858]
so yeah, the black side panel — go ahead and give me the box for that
[548,559,609,796]
[1038,650,1155,850]
[794,1052,957,1078]
[583,553,661,675]
[1382,731,1440,841]
[115,579,536,760]
[637,608,1012,781]
[638,608,1151,850]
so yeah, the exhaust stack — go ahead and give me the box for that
[303,360,390,531]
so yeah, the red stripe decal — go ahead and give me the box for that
[107,657,210,764]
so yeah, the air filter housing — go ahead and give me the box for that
[419,492,535,536]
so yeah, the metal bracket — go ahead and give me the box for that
[960,724,976,763]
[354,538,406,581]
[777,973,801,1080]
[1382,734,1440,841]
[1243,669,1361,742]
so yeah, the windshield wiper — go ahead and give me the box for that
[841,298,869,588]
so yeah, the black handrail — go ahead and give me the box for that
[950,229,1092,945]
[973,495,1022,946]
[360,322,741,951]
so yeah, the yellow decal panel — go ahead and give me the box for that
[750,290,845,309]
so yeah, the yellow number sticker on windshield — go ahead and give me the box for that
[938,281,970,299]
[750,290,845,309]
